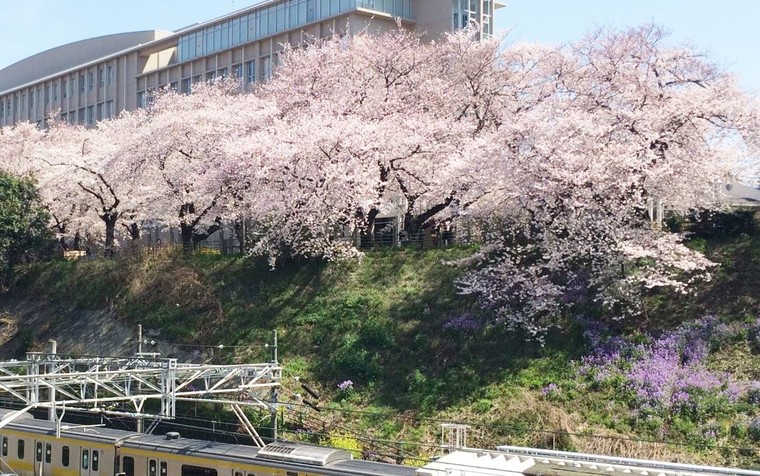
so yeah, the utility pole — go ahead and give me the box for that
[48,340,57,421]
[136,324,143,433]
[268,330,278,442]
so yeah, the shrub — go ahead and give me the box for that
[747,318,760,354]
[747,418,760,442]
[578,315,742,427]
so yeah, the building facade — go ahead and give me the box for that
[0,0,503,128]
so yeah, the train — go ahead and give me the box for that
[2,408,760,476]
[0,408,420,476]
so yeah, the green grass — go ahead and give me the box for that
[4,231,760,467]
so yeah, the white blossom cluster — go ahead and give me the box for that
[1,25,757,334]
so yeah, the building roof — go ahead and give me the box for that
[0,30,173,92]
[724,181,760,207]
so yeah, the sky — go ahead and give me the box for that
[0,0,758,93]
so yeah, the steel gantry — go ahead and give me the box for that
[0,344,281,447]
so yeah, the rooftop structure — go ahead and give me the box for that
[0,0,504,127]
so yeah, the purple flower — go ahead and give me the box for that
[542,383,559,396]
[442,314,482,333]
[577,314,750,415]
[337,380,354,391]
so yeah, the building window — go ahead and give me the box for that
[79,74,85,93]
[206,70,216,82]
[62,79,68,99]
[246,60,255,84]
[261,56,271,82]
[107,64,115,84]
[88,71,94,90]
[105,100,114,118]
[86,106,94,126]
[232,63,242,80]
[53,83,58,102]
[181,78,191,94]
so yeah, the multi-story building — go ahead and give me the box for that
[0,0,503,128]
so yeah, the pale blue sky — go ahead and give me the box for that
[0,1,758,93]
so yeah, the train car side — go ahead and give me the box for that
[0,411,416,476]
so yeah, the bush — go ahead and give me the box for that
[748,318,760,354]
[748,418,760,442]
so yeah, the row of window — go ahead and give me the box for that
[0,65,116,122]
[452,0,495,37]
[1,436,99,471]
[58,101,115,125]
[119,458,217,476]
[135,56,276,108]
[178,0,413,63]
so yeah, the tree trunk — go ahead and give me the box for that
[103,212,118,255]
[234,219,246,253]
[122,223,141,240]
[180,222,195,254]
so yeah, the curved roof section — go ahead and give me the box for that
[0,30,174,92]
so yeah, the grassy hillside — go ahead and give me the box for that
[3,230,760,468]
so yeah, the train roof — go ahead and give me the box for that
[0,409,413,476]
[121,434,414,476]
[0,409,135,444]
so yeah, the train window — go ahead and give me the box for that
[92,450,99,472]
[181,464,218,476]
[17,439,24,459]
[82,449,89,470]
[122,456,135,476]
[36,441,42,462]
[149,459,157,476]
[1,436,6,456]
[234,471,243,476]
[161,461,168,476]
[62,446,70,467]
[45,443,52,463]
[287,472,298,476]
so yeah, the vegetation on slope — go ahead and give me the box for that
[3,214,760,468]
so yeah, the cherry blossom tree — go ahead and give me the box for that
[259,29,512,256]
[110,80,275,252]
[2,24,756,338]
[1,119,144,252]
[457,25,760,338]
